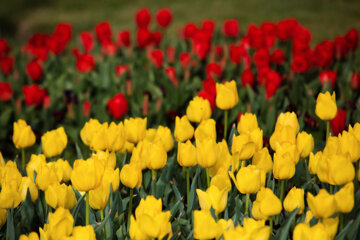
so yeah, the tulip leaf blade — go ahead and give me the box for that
[276,208,298,240]
[75,142,83,159]
[71,189,86,225]
[171,184,185,214]
[187,167,201,216]
[6,207,15,240]
[169,199,181,220]
[335,220,352,240]
[346,211,360,240]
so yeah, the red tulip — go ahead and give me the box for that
[206,62,222,80]
[183,22,198,39]
[167,46,175,63]
[198,90,215,111]
[277,18,299,41]
[215,45,223,59]
[350,73,359,90]
[107,93,128,119]
[247,24,265,49]
[223,19,239,37]
[291,54,310,73]
[180,52,190,68]
[253,48,270,68]
[0,82,13,101]
[95,21,112,45]
[202,20,215,36]
[26,60,43,81]
[22,84,46,106]
[345,28,358,51]
[330,109,347,136]
[152,31,162,46]
[136,8,151,29]
[156,8,172,28]
[117,30,131,48]
[319,70,337,88]
[202,78,216,97]
[137,29,152,48]
[0,38,11,56]
[241,68,255,88]
[80,32,94,52]
[270,49,285,65]
[115,65,130,77]
[101,41,117,56]
[0,56,14,75]
[165,67,178,87]
[75,53,95,73]
[150,49,164,68]
[83,100,91,117]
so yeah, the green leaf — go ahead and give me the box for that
[71,189,86,225]
[170,200,181,220]
[347,212,360,240]
[6,207,15,240]
[276,208,298,240]
[187,167,201,216]
[75,142,83,159]
[335,220,352,240]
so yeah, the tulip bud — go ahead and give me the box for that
[315,91,337,120]
[35,163,59,191]
[41,127,68,158]
[193,210,222,239]
[197,138,217,168]
[308,152,322,175]
[186,96,212,123]
[71,225,96,240]
[143,140,167,170]
[102,167,120,192]
[229,165,261,194]
[209,140,232,176]
[270,126,297,151]
[274,112,300,133]
[296,131,314,158]
[12,119,36,149]
[45,183,76,209]
[232,133,256,161]
[210,168,232,192]
[124,117,147,144]
[283,187,305,214]
[307,189,336,219]
[339,130,360,162]
[317,153,354,185]
[88,122,108,151]
[153,126,174,152]
[196,185,228,214]
[177,140,197,167]
[89,181,110,210]
[252,187,282,220]
[54,158,72,183]
[349,123,360,143]
[273,150,296,180]
[120,163,142,189]
[46,207,74,239]
[71,157,104,192]
[80,118,102,146]
[26,154,46,180]
[194,118,217,143]
[19,232,39,240]
[215,80,239,110]
[252,147,273,173]
[19,176,38,202]
[174,116,194,142]
[237,113,259,134]
[106,122,126,152]
[334,182,354,213]
[0,185,22,208]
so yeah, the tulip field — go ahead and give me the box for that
[1,7,360,240]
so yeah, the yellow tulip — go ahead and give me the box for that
[307,189,336,219]
[349,123,360,142]
[19,176,38,202]
[45,183,76,210]
[217,218,234,236]
[129,141,147,170]
[120,163,142,189]
[89,181,110,210]
[106,121,126,152]
[35,163,59,191]
[174,115,194,142]
[177,140,197,167]
[311,222,332,240]
[283,187,305,214]
[193,209,221,240]
[71,225,96,240]
[229,165,261,194]
[1,161,22,190]
[237,113,259,134]
[209,140,231,176]
[315,91,337,120]
[124,117,147,144]
[153,126,174,152]
[71,156,104,192]
[19,232,39,240]
[80,118,102,146]
[334,182,354,213]
[270,126,297,151]
[210,168,232,192]
[194,118,216,143]
[26,154,46,180]
[224,225,246,240]
[323,136,341,156]
[296,131,314,158]
[293,223,311,240]
[252,147,273,173]
[94,150,116,170]
[196,185,228,214]
[46,207,74,239]
[308,152,322,175]
[143,140,167,170]
[274,112,300,133]
[186,96,212,123]
[0,208,6,227]
[232,133,256,161]
[41,127,68,158]
[272,150,296,180]
[12,119,36,149]
[54,158,72,183]
[102,167,120,192]
[252,187,282,220]
[339,130,360,162]
[89,122,108,151]
[196,137,217,168]
[323,217,339,239]
[145,128,157,142]
[0,185,22,208]
[215,80,239,110]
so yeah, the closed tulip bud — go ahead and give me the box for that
[102,168,120,192]
[145,128,157,141]
[283,187,305,214]
[315,91,337,120]
[89,182,110,210]
[250,128,263,151]
[71,225,96,240]
[41,127,68,157]
[252,147,273,173]
[35,163,59,191]
[197,138,217,168]
[19,232,39,240]
[106,122,126,151]
[335,182,354,213]
[229,165,261,194]
[12,119,36,149]
[252,187,282,219]
[311,222,332,240]
[186,96,212,123]
[217,218,234,235]
[323,136,341,156]
[194,118,217,143]
[19,177,38,202]
[89,122,108,151]
[154,126,174,152]
[232,133,256,160]
[120,163,142,189]
[349,123,360,142]
[129,141,147,170]
[45,183,76,209]
[174,116,194,142]
[296,131,314,158]
[26,154,46,180]
[323,217,339,239]
[308,152,322,175]
[54,158,72,182]
[209,140,232,176]
[293,223,311,240]
[216,80,239,110]
[317,153,354,185]
[71,157,104,192]
[210,168,232,192]
[124,117,147,144]
[1,161,22,189]
[274,112,300,133]
[196,185,228,214]
[46,207,74,239]
[307,189,336,219]
[143,140,167,170]
[0,209,6,227]
[177,140,197,167]
[270,126,297,151]
[193,210,221,240]
[0,185,22,208]
[237,113,259,134]
[339,130,360,162]
[80,119,102,146]
[95,150,116,170]
[273,151,296,180]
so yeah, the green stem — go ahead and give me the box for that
[276,180,285,225]
[186,167,190,207]
[340,213,344,231]
[224,110,228,140]
[152,170,157,196]
[326,120,330,143]
[100,210,106,239]
[329,185,333,194]
[86,192,89,225]
[127,188,133,235]
[205,168,210,188]
[21,148,25,170]
[269,216,273,235]
[245,193,250,217]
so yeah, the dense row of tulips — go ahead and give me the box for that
[1,88,360,239]
[0,8,359,159]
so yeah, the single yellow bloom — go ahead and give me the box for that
[71,225,96,240]
[124,117,147,144]
[315,91,337,120]
[177,140,197,167]
[334,182,354,213]
[283,187,305,214]
[196,185,228,214]
[174,115,194,142]
[45,183,76,209]
[194,118,216,143]
[120,163,142,189]
[71,156,104,192]
[186,96,212,123]
[296,131,314,158]
[229,165,261,194]
[41,127,68,158]
[12,119,36,149]
[307,189,336,219]
[252,147,273,173]
[215,80,239,110]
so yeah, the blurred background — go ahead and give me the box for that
[1,0,360,44]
